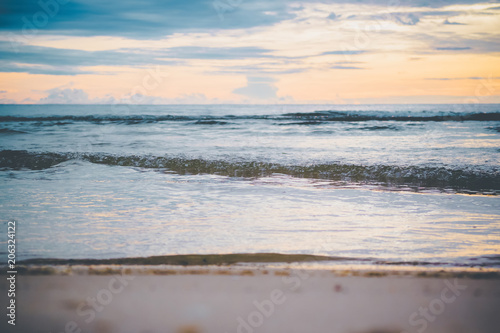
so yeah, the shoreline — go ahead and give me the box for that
[16,252,500,270]
[18,253,357,266]
[8,262,500,279]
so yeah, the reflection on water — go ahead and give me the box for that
[1,161,498,266]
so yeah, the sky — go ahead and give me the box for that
[0,0,499,104]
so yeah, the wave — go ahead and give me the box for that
[278,121,325,126]
[0,115,195,124]
[194,120,229,125]
[358,125,400,131]
[1,150,498,193]
[1,111,499,125]
[19,253,355,266]
[18,253,500,269]
[0,150,69,170]
[0,128,27,134]
[282,111,500,122]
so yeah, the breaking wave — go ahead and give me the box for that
[1,150,498,194]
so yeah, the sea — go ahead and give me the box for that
[0,104,499,268]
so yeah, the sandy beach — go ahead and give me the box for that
[2,264,499,333]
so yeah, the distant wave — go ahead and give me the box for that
[358,125,400,131]
[1,150,498,194]
[282,111,500,122]
[1,111,499,125]
[194,120,229,125]
[278,121,325,126]
[0,115,195,124]
[0,128,27,134]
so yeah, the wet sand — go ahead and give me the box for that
[1,264,499,333]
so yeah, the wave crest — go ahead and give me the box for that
[1,150,498,193]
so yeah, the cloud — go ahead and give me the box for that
[211,66,306,75]
[364,10,463,25]
[0,1,496,80]
[35,84,119,104]
[248,76,277,83]
[393,13,420,25]
[208,60,307,75]
[233,76,278,100]
[417,10,464,16]
[0,40,302,78]
[171,93,213,104]
[162,46,276,60]
[435,46,471,50]
[414,33,500,54]
[0,41,180,74]
[3,0,489,40]
[0,98,17,104]
[0,0,295,39]
[331,65,364,70]
[443,19,466,25]
[0,62,100,75]
[321,50,365,56]
[39,87,90,104]
[33,85,225,104]
[426,76,500,80]
[335,61,364,64]
[327,12,338,20]
[0,42,280,75]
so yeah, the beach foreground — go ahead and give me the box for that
[1,265,499,333]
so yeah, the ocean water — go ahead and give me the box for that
[0,104,499,267]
